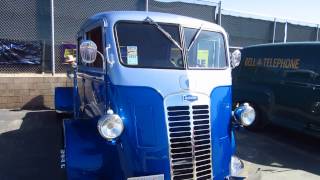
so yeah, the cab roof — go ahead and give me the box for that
[245,42,320,49]
[80,11,225,33]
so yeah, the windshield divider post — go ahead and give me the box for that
[187,25,203,52]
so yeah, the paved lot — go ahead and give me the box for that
[0,109,65,180]
[0,109,319,180]
[237,125,320,180]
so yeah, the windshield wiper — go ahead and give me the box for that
[187,25,203,52]
[144,17,183,51]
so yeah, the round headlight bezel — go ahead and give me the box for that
[234,103,256,127]
[97,114,124,141]
[240,104,256,126]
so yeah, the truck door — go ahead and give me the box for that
[311,66,320,127]
[276,47,320,129]
[78,24,106,118]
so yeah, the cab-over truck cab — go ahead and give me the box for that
[55,11,255,180]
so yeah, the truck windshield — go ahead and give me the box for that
[116,22,184,69]
[184,28,227,69]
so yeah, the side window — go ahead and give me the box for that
[283,69,315,83]
[315,74,320,84]
[85,26,104,69]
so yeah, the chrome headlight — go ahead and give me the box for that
[97,111,124,141]
[234,103,256,126]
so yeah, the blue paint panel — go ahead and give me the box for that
[210,86,233,179]
[55,87,74,112]
[112,85,171,179]
[65,85,234,179]
[65,86,171,180]
[64,118,124,180]
[135,105,158,147]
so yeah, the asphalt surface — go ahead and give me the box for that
[0,109,319,180]
[236,125,320,180]
[0,109,65,180]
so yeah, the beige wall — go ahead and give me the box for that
[0,74,72,109]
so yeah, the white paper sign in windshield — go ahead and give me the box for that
[127,46,138,65]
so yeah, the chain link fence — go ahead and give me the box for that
[149,0,216,22]
[53,0,143,73]
[0,0,51,73]
[222,15,274,47]
[222,14,319,47]
[0,0,319,74]
[287,23,317,42]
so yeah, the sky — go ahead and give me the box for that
[219,0,320,25]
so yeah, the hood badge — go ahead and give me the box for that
[179,75,190,90]
[183,95,198,102]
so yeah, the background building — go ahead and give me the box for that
[0,0,319,109]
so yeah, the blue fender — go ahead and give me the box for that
[55,87,74,113]
[63,118,124,180]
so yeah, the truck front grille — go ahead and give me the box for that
[167,105,213,180]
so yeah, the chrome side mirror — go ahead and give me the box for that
[230,49,241,68]
[233,103,256,126]
[80,40,98,64]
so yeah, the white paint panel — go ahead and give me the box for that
[110,67,231,97]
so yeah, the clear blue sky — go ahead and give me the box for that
[220,0,320,24]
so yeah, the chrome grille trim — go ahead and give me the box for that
[166,104,213,180]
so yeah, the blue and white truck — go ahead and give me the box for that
[55,11,255,180]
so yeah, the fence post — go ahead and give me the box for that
[145,0,149,12]
[218,1,222,25]
[272,18,277,43]
[51,0,55,75]
[316,24,319,41]
[42,40,46,74]
[284,21,287,43]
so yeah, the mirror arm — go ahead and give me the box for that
[72,61,79,118]
[96,46,113,115]
[96,51,106,74]
[105,44,113,69]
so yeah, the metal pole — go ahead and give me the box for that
[145,0,149,12]
[316,24,319,41]
[272,18,277,43]
[51,0,55,75]
[218,1,222,25]
[284,21,287,43]
[42,40,46,74]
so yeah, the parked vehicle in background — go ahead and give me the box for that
[55,11,256,180]
[233,42,320,136]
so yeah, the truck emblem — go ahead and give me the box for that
[183,95,198,102]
